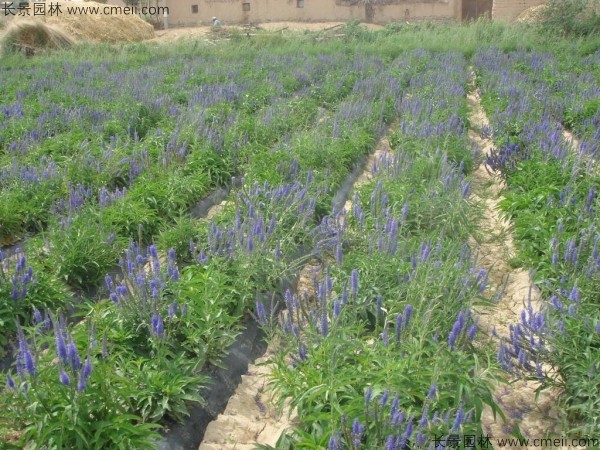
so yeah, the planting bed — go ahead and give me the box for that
[1,25,599,449]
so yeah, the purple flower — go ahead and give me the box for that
[350,269,359,295]
[320,311,329,336]
[333,300,341,319]
[426,383,437,400]
[385,435,396,450]
[364,386,372,407]
[403,304,413,328]
[298,343,307,361]
[17,326,36,377]
[328,435,340,450]
[419,404,429,428]
[352,418,365,448]
[77,373,87,391]
[461,181,471,198]
[256,301,267,325]
[6,374,15,390]
[396,313,404,340]
[381,390,390,408]
[151,313,164,337]
[468,324,478,341]
[105,274,113,291]
[451,404,464,432]
[82,356,92,379]
[68,339,81,372]
[401,203,409,223]
[171,300,180,317]
[59,370,70,386]
[568,285,580,303]
[33,308,42,325]
[448,315,463,350]
[380,327,389,346]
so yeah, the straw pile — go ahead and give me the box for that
[40,2,155,42]
[1,20,74,53]
[515,4,548,23]
[2,1,154,46]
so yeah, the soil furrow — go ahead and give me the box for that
[466,70,570,449]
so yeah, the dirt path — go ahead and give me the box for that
[198,345,295,449]
[467,70,571,449]
[150,21,383,44]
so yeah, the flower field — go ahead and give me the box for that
[1,23,599,449]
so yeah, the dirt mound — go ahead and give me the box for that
[515,4,548,23]
[1,20,74,53]
[5,2,154,44]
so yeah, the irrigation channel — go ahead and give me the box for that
[466,70,579,449]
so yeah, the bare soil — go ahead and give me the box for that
[151,21,383,44]
[467,71,575,449]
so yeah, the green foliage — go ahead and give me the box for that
[539,0,600,37]
[157,216,201,262]
[45,215,125,289]
[564,98,600,129]
[3,324,161,450]
[123,352,206,423]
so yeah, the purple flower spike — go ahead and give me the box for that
[328,435,340,450]
[59,370,70,386]
[151,313,164,337]
[385,435,396,450]
[396,313,404,341]
[568,285,580,303]
[33,308,42,325]
[333,300,341,319]
[426,383,437,400]
[350,269,359,295]
[380,327,389,346]
[364,386,373,407]
[381,390,389,408]
[451,404,465,432]
[461,181,471,198]
[82,357,92,379]
[256,301,267,325]
[6,374,15,390]
[352,418,365,448]
[77,373,87,392]
[404,304,413,328]
[468,324,478,341]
